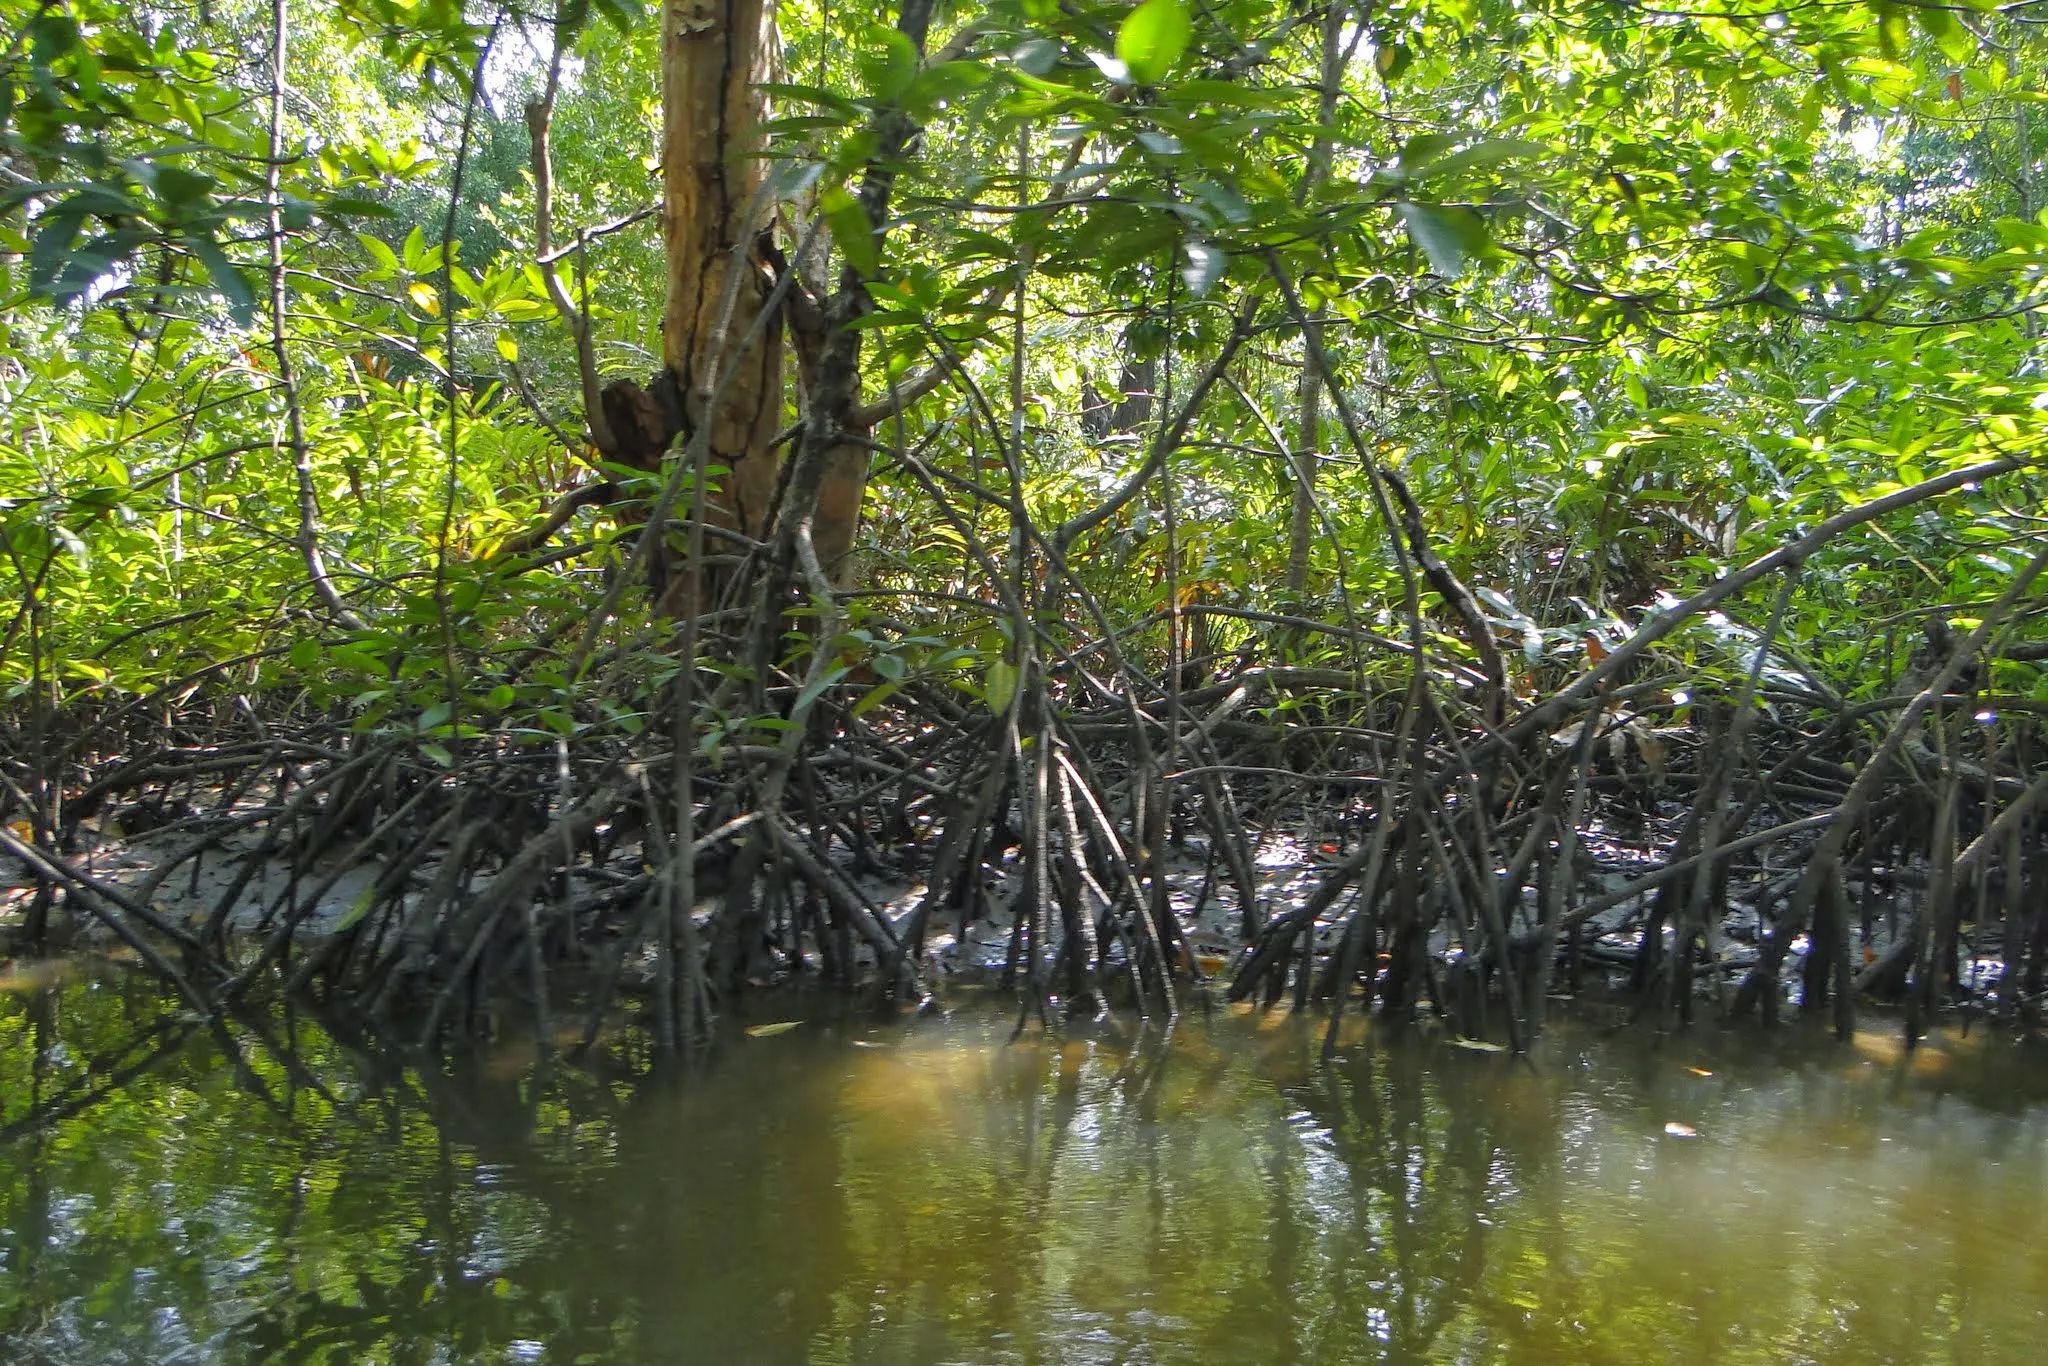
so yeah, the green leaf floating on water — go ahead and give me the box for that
[335,884,378,933]
[1116,0,1192,86]
[745,1021,802,1038]
[1448,1037,1507,1052]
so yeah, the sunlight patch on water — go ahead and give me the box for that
[6,986,2048,1362]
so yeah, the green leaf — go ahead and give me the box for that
[592,0,645,32]
[289,639,321,670]
[1398,133,1457,171]
[793,661,853,718]
[859,24,920,101]
[1012,39,1060,76]
[1181,240,1225,297]
[850,678,904,719]
[1419,139,1545,182]
[760,82,866,119]
[319,194,395,219]
[1876,4,1911,61]
[0,180,58,215]
[1116,0,1192,87]
[745,1021,802,1038]
[335,884,379,933]
[28,213,82,294]
[51,524,88,569]
[50,228,142,304]
[984,657,1018,714]
[821,184,878,277]
[149,164,216,210]
[1916,7,1977,64]
[187,233,256,324]
[358,233,401,276]
[1396,202,1486,278]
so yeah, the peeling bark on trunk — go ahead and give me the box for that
[658,0,784,555]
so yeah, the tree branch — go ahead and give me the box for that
[526,14,615,456]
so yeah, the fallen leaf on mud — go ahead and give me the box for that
[1449,1038,1507,1052]
[745,1021,802,1038]
[1664,1121,1699,1139]
[1195,954,1228,973]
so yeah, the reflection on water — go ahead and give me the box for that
[4,978,2048,1364]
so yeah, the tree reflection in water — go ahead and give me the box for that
[5,977,2048,1363]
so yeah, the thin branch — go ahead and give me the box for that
[268,0,365,630]
[526,14,615,455]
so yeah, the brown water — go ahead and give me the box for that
[4,972,2048,1364]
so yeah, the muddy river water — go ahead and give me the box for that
[3,972,2047,1363]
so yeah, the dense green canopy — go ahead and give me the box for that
[5,0,2044,706]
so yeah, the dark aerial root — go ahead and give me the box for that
[8,454,2048,1054]
[6,588,2045,1058]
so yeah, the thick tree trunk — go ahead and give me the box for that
[661,0,784,543]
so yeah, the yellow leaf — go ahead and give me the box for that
[1663,1121,1699,1139]
[744,1020,802,1038]
[408,281,440,315]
